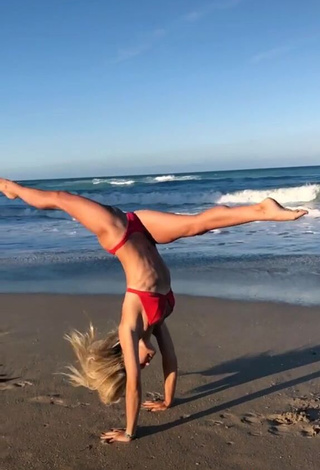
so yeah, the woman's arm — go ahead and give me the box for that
[142,322,178,411]
[120,323,142,437]
[100,302,143,443]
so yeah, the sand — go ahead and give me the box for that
[1,293,320,470]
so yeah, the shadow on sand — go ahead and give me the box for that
[140,345,320,437]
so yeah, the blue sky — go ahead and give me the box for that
[1,0,319,179]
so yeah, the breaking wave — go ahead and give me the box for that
[92,178,135,186]
[109,179,135,186]
[152,174,201,183]
[217,184,320,205]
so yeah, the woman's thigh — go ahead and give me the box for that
[135,210,200,244]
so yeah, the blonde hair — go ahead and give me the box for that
[64,324,126,404]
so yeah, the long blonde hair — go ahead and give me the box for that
[64,324,126,404]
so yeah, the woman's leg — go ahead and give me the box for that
[136,199,308,244]
[0,178,123,238]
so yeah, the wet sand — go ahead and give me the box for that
[1,293,320,470]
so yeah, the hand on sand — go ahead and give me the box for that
[142,400,169,412]
[0,178,17,200]
[258,198,308,221]
[100,429,133,444]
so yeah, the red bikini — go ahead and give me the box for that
[108,212,156,255]
[108,212,175,326]
[126,288,175,326]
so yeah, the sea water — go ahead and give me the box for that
[0,166,319,305]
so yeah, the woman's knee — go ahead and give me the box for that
[190,206,230,235]
[50,190,73,210]
[184,214,207,237]
[56,190,72,203]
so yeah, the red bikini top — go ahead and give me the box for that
[108,212,155,255]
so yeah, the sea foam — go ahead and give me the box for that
[217,184,320,205]
[153,174,200,183]
[92,178,134,186]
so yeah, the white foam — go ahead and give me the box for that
[301,208,320,218]
[84,184,320,208]
[217,184,320,205]
[154,175,175,182]
[92,178,134,186]
[92,178,108,185]
[109,180,135,186]
[175,175,201,181]
[153,174,200,183]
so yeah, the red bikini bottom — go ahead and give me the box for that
[126,288,175,326]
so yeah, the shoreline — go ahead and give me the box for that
[1,251,319,307]
[0,283,319,307]
[1,293,320,470]
[1,257,320,306]
[0,290,319,307]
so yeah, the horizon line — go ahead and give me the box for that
[17,163,320,182]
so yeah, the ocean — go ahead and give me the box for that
[1,166,320,305]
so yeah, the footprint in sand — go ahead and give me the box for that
[238,396,320,438]
[241,412,263,426]
[0,329,10,338]
[267,402,320,438]
[268,424,293,436]
[203,412,241,429]
[29,394,68,406]
[220,411,241,428]
[0,380,33,391]
[29,394,91,408]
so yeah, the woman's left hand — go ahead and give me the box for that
[100,429,133,444]
[142,400,169,412]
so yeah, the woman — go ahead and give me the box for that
[0,178,307,443]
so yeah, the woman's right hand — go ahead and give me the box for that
[142,400,169,412]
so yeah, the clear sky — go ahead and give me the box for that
[1,0,319,179]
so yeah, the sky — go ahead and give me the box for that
[0,0,319,179]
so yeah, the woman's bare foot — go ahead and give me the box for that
[0,179,18,200]
[257,198,308,221]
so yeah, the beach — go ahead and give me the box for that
[1,293,320,470]
[2,0,319,466]
[1,166,320,469]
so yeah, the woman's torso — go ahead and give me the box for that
[100,208,171,294]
